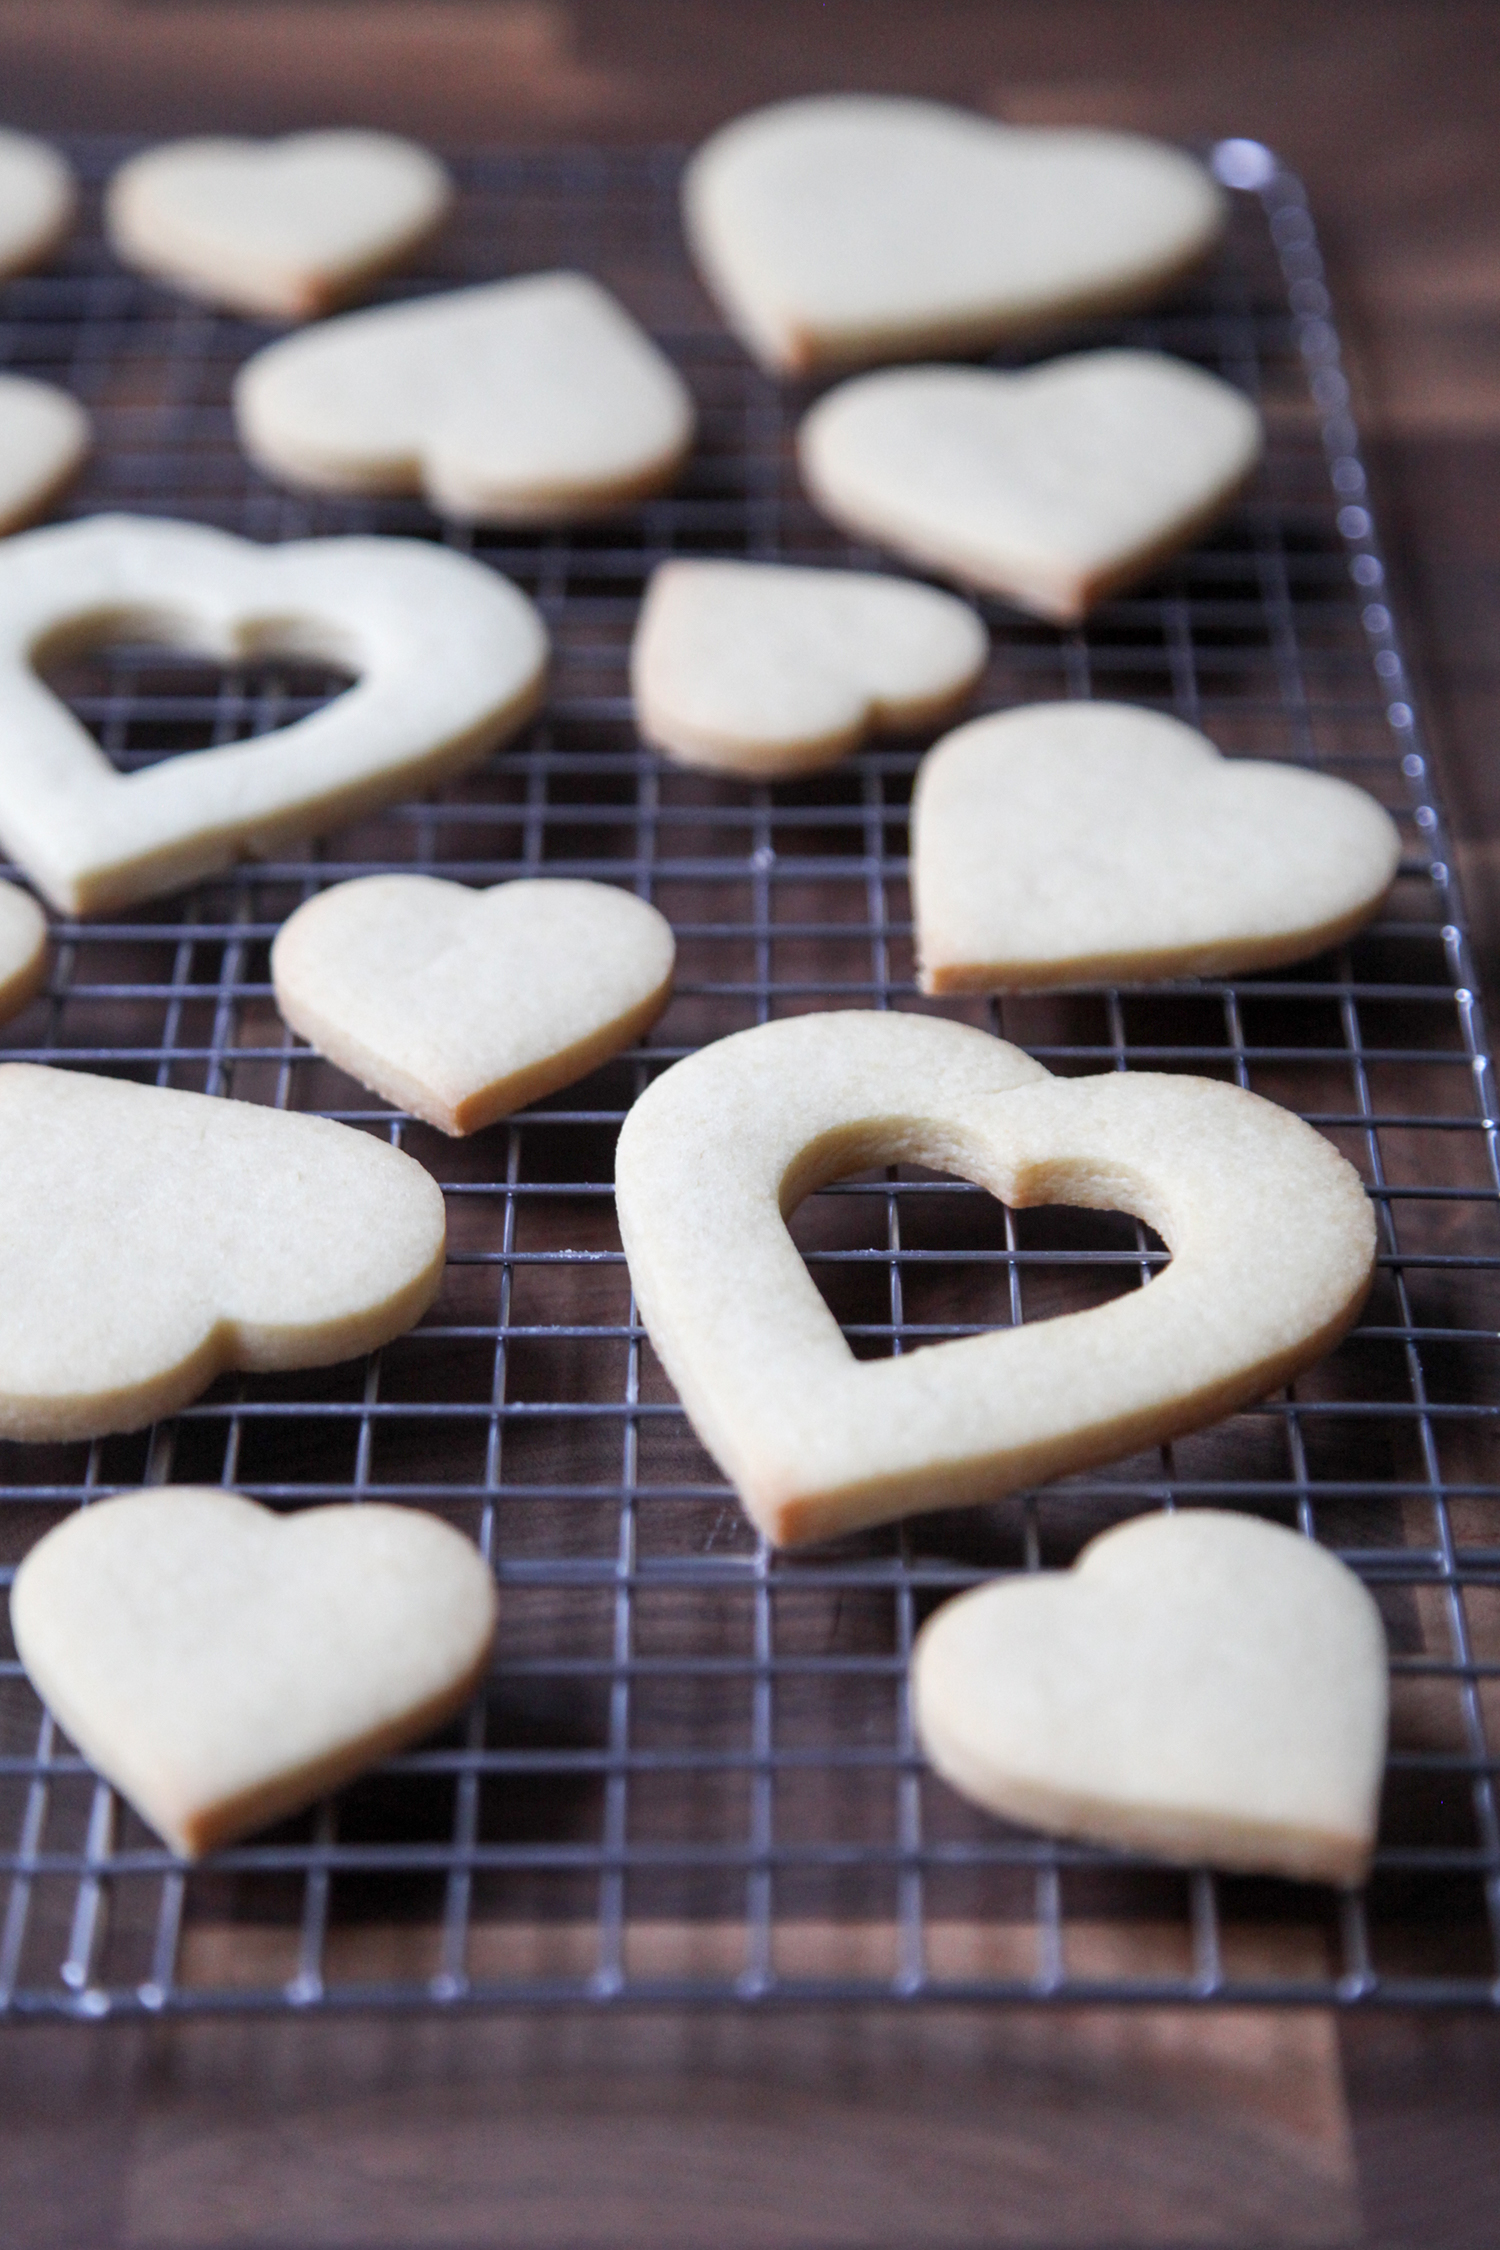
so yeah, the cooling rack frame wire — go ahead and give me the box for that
[1,135,1499,2018]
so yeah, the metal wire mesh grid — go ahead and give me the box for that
[0,135,1496,2016]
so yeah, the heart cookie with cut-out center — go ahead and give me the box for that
[0,514,547,915]
[273,875,677,1135]
[106,130,453,319]
[0,1064,446,1440]
[0,129,74,283]
[683,96,1225,374]
[0,375,89,536]
[11,1487,497,1857]
[912,1509,1388,1885]
[914,702,1403,990]
[631,558,987,777]
[614,1011,1374,1547]
[234,272,696,523]
[798,351,1262,622]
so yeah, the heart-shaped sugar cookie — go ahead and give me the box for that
[0,374,89,535]
[105,130,453,320]
[273,875,676,1135]
[0,879,47,1024]
[614,1011,1374,1547]
[11,1487,497,1857]
[0,1064,446,1441]
[912,1509,1388,1885]
[914,703,1404,990]
[631,559,987,777]
[0,514,547,916]
[798,352,1263,622]
[684,96,1224,375]
[234,272,696,524]
[0,129,74,283]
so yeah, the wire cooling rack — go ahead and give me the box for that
[0,135,1496,2018]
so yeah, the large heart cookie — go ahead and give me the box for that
[0,129,75,283]
[0,374,89,535]
[614,1011,1374,1547]
[914,703,1404,990]
[0,880,47,1023]
[912,1509,1388,1885]
[0,1064,446,1441]
[631,559,987,777]
[105,130,453,320]
[234,272,696,523]
[798,352,1263,622]
[11,1487,496,1857]
[273,875,677,1135]
[0,514,547,915]
[683,96,1224,375]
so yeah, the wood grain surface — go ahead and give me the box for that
[2,3,1499,2244]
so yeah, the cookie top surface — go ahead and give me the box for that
[631,558,987,777]
[106,130,454,319]
[912,1508,1388,1885]
[0,374,90,536]
[273,874,676,1136]
[799,351,1263,620]
[913,701,1403,989]
[233,271,696,522]
[11,1486,497,1857]
[0,130,75,284]
[0,512,548,915]
[0,1064,447,1440]
[684,96,1224,374]
[616,1011,1375,1545]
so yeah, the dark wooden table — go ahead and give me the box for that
[2,4,1500,2242]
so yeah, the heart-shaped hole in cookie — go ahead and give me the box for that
[39,631,359,777]
[786,1161,1167,1362]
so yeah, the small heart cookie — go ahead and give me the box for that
[0,879,47,1024]
[273,876,677,1135]
[912,1509,1388,1886]
[0,514,547,915]
[798,352,1263,622]
[614,1011,1374,1546]
[914,703,1404,990]
[631,559,987,777]
[0,375,90,535]
[105,130,453,320]
[0,1064,447,1441]
[683,96,1224,375]
[0,129,75,283]
[234,272,696,523]
[11,1487,497,1857]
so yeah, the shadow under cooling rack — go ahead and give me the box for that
[1,139,1499,2015]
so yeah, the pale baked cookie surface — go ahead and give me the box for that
[0,375,89,535]
[11,1487,497,1857]
[0,1064,447,1441]
[914,702,1403,990]
[234,272,696,522]
[912,1509,1388,1886]
[798,352,1262,622]
[0,514,547,916]
[683,96,1224,375]
[614,1011,1375,1547]
[0,880,47,1025]
[273,875,676,1136]
[0,130,75,283]
[106,130,453,320]
[631,559,987,777]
